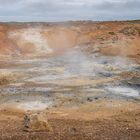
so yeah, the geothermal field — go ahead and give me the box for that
[0,21,140,140]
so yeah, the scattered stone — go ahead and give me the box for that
[94,97,99,100]
[87,97,93,102]
[70,127,77,133]
[92,47,100,53]
[23,112,53,132]
[119,26,139,36]
[16,100,20,103]
[99,71,112,77]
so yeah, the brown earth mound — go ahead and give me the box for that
[0,21,139,58]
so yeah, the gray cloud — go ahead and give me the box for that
[0,0,19,4]
[0,0,139,21]
[94,0,140,10]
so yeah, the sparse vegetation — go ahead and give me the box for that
[0,74,17,85]
[135,27,140,36]
[119,26,140,36]
[0,75,11,85]
[126,20,140,23]
[109,32,116,35]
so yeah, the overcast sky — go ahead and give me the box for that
[0,0,139,22]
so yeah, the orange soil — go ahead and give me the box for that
[0,21,139,58]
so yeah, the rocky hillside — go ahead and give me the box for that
[0,21,140,60]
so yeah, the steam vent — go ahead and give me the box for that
[0,21,140,140]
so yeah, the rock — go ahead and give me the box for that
[23,112,53,132]
[99,71,113,77]
[87,97,93,102]
[94,97,99,100]
[70,127,77,133]
[92,47,100,53]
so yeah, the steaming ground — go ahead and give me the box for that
[8,28,53,56]
[0,49,139,111]
[0,22,140,140]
